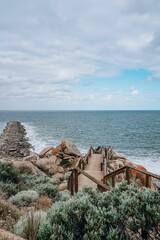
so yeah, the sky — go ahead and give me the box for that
[0,0,160,110]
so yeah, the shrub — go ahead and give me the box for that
[21,174,59,199]
[10,190,39,207]
[0,162,21,184]
[35,196,52,211]
[0,198,21,231]
[14,211,47,240]
[0,181,18,197]
[38,183,160,240]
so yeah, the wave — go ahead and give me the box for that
[23,123,48,154]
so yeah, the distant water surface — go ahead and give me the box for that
[0,110,160,174]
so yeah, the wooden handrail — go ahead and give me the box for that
[102,163,160,189]
[68,146,160,194]
[126,164,160,180]
[68,146,111,194]
[103,164,160,181]
[75,166,110,191]
[103,165,126,180]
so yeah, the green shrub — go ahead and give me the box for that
[21,174,59,199]
[0,162,21,183]
[0,198,21,231]
[14,211,47,240]
[10,190,39,207]
[0,181,18,197]
[38,183,160,240]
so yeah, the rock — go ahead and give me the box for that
[48,167,57,175]
[38,146,53,158]
[35,157,57,172]
[23,154,38,164]
[48,155,57,163]
[56,158,62,165]
[60,140,81,156]
[52,147,60,155]
[53,172,64,180]
[0,228,25,240]
[13,161,46,176]
[58,181,68,191]
[0,121,33,159]
[57,166,64,173]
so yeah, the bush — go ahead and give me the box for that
[0,198,21,231]
[14,211,47,240]
[21,174,59,199]
[38,183,160,240]
[10,190,39,207]
[35,196,52,211]
[0,181,18,197]
[0,162,21,184]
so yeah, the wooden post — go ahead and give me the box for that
[112,176,116,188]
[74,169,79,193]
[70,173,74,195]
[126,167,131,184]
[146,175,151,188]
[104,158,107,175]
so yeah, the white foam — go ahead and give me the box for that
[23,123,48,154]
[130,156,160,175]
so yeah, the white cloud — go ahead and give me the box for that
[0,0,160,109]
[130,87,139,96]
[103,94,113,101]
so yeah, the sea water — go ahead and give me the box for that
[0,110,160,174]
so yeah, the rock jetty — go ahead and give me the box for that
[0,121,33,159]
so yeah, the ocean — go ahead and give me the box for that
[0,110,160,174]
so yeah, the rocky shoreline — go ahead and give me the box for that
[0,122,82,189]
[0,121,33,159]
[0,121,159,240]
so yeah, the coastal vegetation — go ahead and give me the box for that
[0,122,160,239]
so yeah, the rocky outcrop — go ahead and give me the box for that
[61,140,81,156]
[0,228,24,240]
[0,121,33,159]
[32,140,81,179]
[13,161,46,176]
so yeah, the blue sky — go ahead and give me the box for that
[0,0,160,110]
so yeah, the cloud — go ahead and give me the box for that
[103,95,113,101]
[148,74,160,81]
[0,0,160,109]
[130,87,139,96]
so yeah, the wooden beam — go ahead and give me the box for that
[75,167,110,191]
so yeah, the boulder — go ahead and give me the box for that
[49,155,57,163]
[38,147,53,158]
[0,228,24,240]
[35,157,57,172]
[60,140,81,156]
[52,147,60,155]
[48,168,56,175]
[58,181,68,191]
[53,172,64,180]
[23,154,38,164]
[56,158,62,165]
[13,161,46,176]
[57,166,64,173]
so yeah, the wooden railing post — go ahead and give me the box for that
[112,176,116,188]
[126,167,131,184]
[74,169,79,193]
[146,174,151,188]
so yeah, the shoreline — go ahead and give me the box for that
[0,120,160,175]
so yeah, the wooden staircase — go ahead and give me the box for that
[67,146,160,195]
[78,153,104,190]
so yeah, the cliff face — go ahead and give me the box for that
[0,121,33,159]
